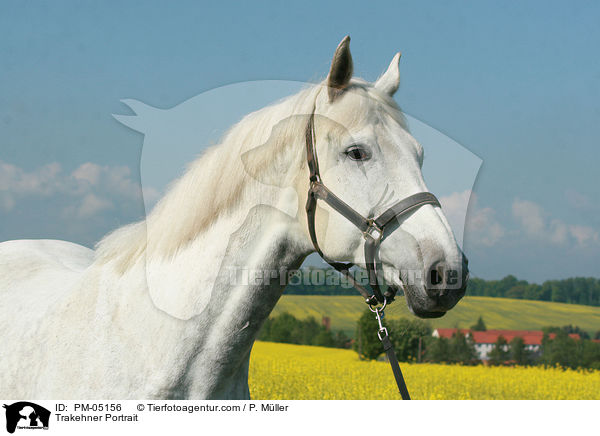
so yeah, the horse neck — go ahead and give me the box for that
[114,177,310,398]
[182,202,309,398]
[139,176,308,315]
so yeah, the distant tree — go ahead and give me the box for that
[448,330,478,364]
[539,282,553,301]
[465,277,487,296]
[498,275,519,293]
[543,325,590,340]
[353,309,383,360]
[333,330,351,349]
[424,337,450,363]
[579,340,600,370]
[523,284,543,301]
[541,330,579,369]
[542,326,562,335]
[509,336,530,365]
[488,335,510,365]
[258,312,348,349]
[313,329,335,347]
[471,316,487,331]
[559,325,590,340]
[294,317,321,344]
[286,270,600,307]
[594,330,600,340]
[387,318,432,362]
[541,327,600,370]
[259,312,298,343]
[506,285,526,299]
[551,283,568,303]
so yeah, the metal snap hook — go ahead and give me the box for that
[377,327,388,341]
[369,297,388,340]
[368,296,387,313]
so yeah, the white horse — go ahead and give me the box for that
[0,37,467,399]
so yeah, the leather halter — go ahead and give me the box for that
[304,111,441,306]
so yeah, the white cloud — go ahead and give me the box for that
[512,199,545,236]
[76,193,113,218]
[439,190,504,247]
[565,189,592,210]
[0,161,63,197]
[439,190,470,245]
[569,225,599,246]
[101,166,140,199]
[70,163,141,199]
[72,162,102,186]
[0,193,15,212]
[511,198,599,247]
[468,206,505,247]
[440,193,599,250]
[549,219,568,244]
[0,160,154,219]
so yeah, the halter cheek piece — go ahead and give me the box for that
[304,111,441,306]
[303,107,441,400]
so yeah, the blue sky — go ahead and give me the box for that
[1,1,599,282]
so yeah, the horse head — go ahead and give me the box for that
[300,36,468,318]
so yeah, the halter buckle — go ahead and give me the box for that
[308,179,323,196]
[363,220,383,242]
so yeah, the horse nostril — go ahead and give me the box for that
[430,268,443,286]
[425,263,445,298]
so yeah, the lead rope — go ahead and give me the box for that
[370,299,411,400]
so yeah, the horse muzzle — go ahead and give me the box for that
[404,253,469,318]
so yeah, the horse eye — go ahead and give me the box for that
[345,146,370,161]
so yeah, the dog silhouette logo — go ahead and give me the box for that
[2,402,50,433]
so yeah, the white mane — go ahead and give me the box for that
[94,79,406,272]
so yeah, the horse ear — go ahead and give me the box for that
[327,36,353,101]
[375,52,401,96]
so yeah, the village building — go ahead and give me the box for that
[432,328,580,361]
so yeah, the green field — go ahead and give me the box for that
[272,295,600,336]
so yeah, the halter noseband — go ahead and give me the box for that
[304,111,441,306]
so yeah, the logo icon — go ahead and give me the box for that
[3,402,50,434]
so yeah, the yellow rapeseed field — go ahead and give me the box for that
[249,341,600,400]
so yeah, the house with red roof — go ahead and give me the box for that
[432,328,580,361]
